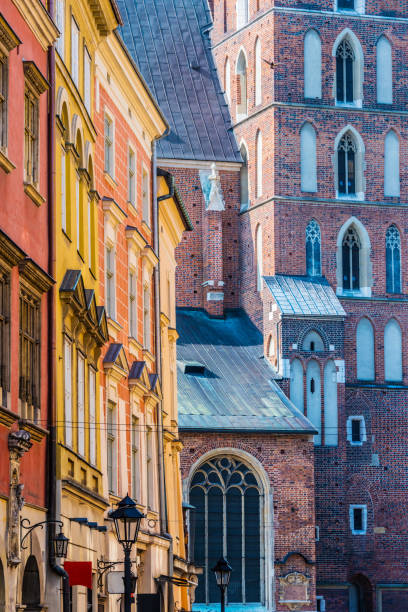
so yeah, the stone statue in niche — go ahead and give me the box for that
[7,430,32,566]
[279,572,311,611]
[199,163,225,212]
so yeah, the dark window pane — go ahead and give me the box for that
[353,508,363,531]
[348,149,355,193]
[346,57,354,101]
[245,488,260,602]
[338,150,346,193]
[352,243,360,289]
[190,487,206,602]
[342,244,351,289]
[313,238,321,275]
[386,244,393,292]
[338,0,354,7]
[394,247,401,292]
[208,488,223,603]
[336,55,344,102]
[226,488,242,602]
[351,419,361,442]
[306,239,313,276]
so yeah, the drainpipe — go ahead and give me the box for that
[151,137,174,611]
[47,5,69,611]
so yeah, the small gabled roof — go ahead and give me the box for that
[176,309,316,434]
[264,275,346,318]
[103,343,129,373]
[116,0,241,163]
[128,360,151,391]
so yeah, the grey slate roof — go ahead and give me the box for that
[264,275,346,318]
[176,309,316,434]
[116,0,241,163]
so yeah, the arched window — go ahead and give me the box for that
[302,329,324,351]
[304,30,322,99]
[376,36,392,104]
[306,360,321,445]
[22,556,41,609]
[384,130,400,197]
[236,0,248,30]
[236,51,247,119]
[336,39,354,103]
[290,359,304,412]
[342,226,360,290]
[337,132,356,195]
[300,123,317,193]
[306,219,321,276]
[384,319,402,381]
[190,456,262,604]
[240,143,249,209]
[386,225,401,293]
[256,224,263,291]
[324,360,338,446]
[224,57,231,103]
[356,318,375,380]
[256,130,262,197]
[255,38,262,105]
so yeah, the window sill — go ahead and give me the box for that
[104,171,117,189]
[107,316,122,340]
[141,220,152,236]
[19,418,49,442]
[24,182,45,207]
[62,229,72,242]
[0,150,16,174]
[128,336,143,357]
[0,405,18,427]
[142,347,155,369]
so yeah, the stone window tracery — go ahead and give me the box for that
[306,220,321,276]
[386,225,401,294]
[342,227,360,290]
[190,456,262,605]
[338,133,357,195]
[336,40,355,103]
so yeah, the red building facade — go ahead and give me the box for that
[0,1,57,609]
[207,0,408,609]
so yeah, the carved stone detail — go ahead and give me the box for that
[279,572,311,611]
[7,430,32,565]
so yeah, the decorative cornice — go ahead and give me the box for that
[24,182,45,207]
[19,258,54,294]
[0,406,18,428]
[125,225,146,253]
[141,245,159,275]
[0,14,21,54]
[8,429,32,458]
[0,229,26,268]
[23,60,49,96]
[19,419,48,443]
[11,0,59,50]
[102,196,127,226]
[0,149,16,174]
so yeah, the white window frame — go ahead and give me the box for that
[77,351,85,456]
[105,243,116,319]
[64,337,72,448]
[346,415,367,446]
[61,146,67,232]
[142,166,150,225]
[107,402,117,494]
[55,0,65,59]
[83,45,91,114]
[71,16,79,88]
[89,366,96,465]
[143,284,151,351]
[350,504,367,535]
[104,112,114,177]
[131,415,139,501]
[128,147,136,206]
[129,268,137,338]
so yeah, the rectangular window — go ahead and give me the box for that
[88,197,93,271]
[61,148,67,232]
[338,0,354,8]
[351,419,361,443]
[84,46,91,113]
[71,17,79,87]
[64,338,72,447]
[350,505,367,534]
[24,88,39,185]
[317,596,326,612]
[146,426,153,508]
[347,415,366,446]
[76,173,81,253]
[0,269,10,407]
[132,416,139,501]
[129,270,137,338]
[104,114,113,176]
[107,402,116,494]
[19,288,40,422]
[128,148,136,205]
[142,167,149,224]
[0,55,8,150]
[89,366,96,465]
[77,352,85,456]
[143,286,150,351]
[55,0,65,59]
[105,245,115,319]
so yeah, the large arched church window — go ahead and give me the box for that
[336,39,354,103]
[338,133,356,195]
[190,456,262,605]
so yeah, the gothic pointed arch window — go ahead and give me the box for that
[190,456,263,605]
[338,133,356,195]
[240,142,249,209]
[236,51,247,120]
[336,39,355,103]
[342,226,360,290]
[306,219,321,276]
[304,29,322,99]
[386,225,401,294]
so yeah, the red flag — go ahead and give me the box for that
[64,561,93,589]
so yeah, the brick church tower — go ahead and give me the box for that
[208,0,408,610]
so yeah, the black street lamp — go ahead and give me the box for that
[109,495,145,612]
[211,557,232,612]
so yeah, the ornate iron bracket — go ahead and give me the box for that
[20,518,63,550]
[97,558,138,590]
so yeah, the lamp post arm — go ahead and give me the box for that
[20,518,64,550]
